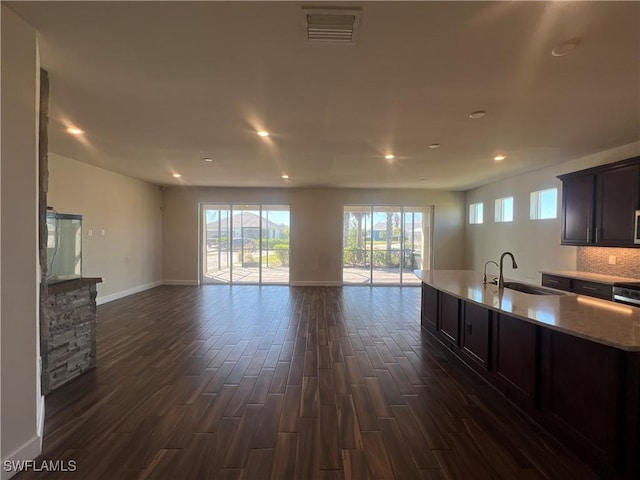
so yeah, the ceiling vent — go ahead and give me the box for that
[303,7,362,44]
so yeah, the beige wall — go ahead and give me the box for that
[48,154,163,303]
[163,187,465,284]
[1,6,42,474]
[465,141,640,283]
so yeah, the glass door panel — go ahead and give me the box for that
[372,206,401,284]
[261,205,290,284]
[203,205,231,284]
[402,208,424,285]
[232,205,261,284]
[343,206,372,284]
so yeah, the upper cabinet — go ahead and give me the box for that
[596,164,640,245]
[560,173,595,245]
[558,157,640,246]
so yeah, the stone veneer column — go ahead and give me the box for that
[39,68,50,390]
[42,279,101,394]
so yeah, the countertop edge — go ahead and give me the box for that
[539,270,639,285]
[46,277,103,296]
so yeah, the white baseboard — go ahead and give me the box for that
[1,435,42,480]
[163,280,199,286]
[290,281,343,287]
[96,280,163,305]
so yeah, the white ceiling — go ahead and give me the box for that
[7,1,640,190]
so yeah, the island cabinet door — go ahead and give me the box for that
[461,302,491,370]
[438,292,460,347]
[421,283,438,332]
[492,313,537,410]
[539,329,622,468]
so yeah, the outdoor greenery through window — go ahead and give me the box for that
[469,202,483,224]
[201,204,290,284]
[530,188,558,220]
[495,197,514,222]
[343,205,432,285]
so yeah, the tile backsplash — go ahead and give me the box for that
[577,247,640,279]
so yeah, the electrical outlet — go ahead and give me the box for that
[608,255,616,265]
[101,229,106,236]
[88,229,93,237]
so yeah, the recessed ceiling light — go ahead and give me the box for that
[172,173,182,178]
[469,111,486,119]
[385,154,395,160]
[281,174,289,179]
[203,158,213,162]
[552,38,581,57]
[257,130,270,137]
[494,154,506,161]
[428,144,441,149]
[66,127,84,135]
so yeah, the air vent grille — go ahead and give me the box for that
[303,7,362,44]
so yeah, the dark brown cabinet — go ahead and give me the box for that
[541,273,613,301]
[421,283,438,331]
[540,329,622,468]
[438,293,459,345]
[461,301,491,369]
[572,279,613,300]
[596,164,640,246]
[559,157,640,247]
[560,173,595,245]
[541,274,571,291]
[493,313,537,409]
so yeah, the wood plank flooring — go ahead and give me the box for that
[17,286,598,479]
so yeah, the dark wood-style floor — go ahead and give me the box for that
[19,286,598,479]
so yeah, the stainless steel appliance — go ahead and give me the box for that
[612,282,640,307]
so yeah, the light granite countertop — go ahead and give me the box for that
[415,270,640,351]
[539,270,639,285]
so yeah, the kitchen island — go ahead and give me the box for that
[416,270,640,479]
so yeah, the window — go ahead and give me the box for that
[495,197,514,222]
[530,188,558,219]
[469,202,483,224]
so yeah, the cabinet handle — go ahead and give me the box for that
[595,228,600,243]
[580,286,598,291]
[586,227,591,243]
[465,321,473,334]
[546,279,559,284]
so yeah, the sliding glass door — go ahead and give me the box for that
[201,204,290,284]
[343,205,431,285]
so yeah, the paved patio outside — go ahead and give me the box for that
[203,263,420,285]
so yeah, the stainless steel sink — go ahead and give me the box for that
[503,281,566,296]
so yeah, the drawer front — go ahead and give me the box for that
[541,274,572,292]
[572,280,613,300]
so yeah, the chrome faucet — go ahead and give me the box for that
[483,260,498,284]
[498,252,518,289]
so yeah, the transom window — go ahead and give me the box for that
[469,202,484,224]
[495,197,514,222]
[530,188,558,220]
